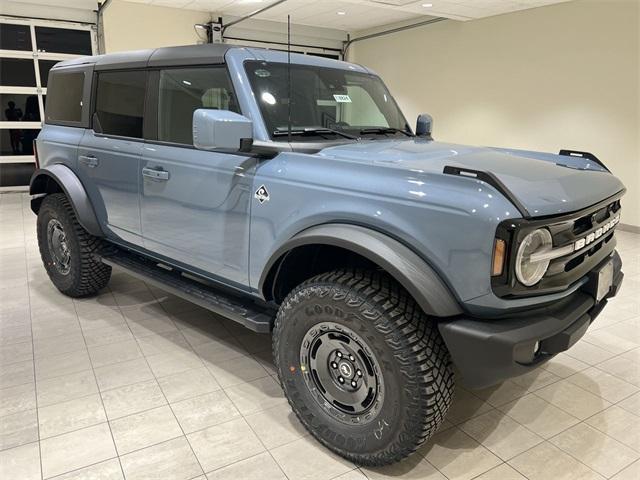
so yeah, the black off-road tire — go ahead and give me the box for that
[37,193,112,297]
[273,269,454,466]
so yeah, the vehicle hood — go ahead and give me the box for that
[317,139,625,218]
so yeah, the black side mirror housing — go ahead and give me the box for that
[416,113,433,139]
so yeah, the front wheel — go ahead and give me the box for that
[273,270,454,466]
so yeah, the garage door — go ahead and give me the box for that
[0,18,96,190]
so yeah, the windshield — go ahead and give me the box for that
[245,61,411,142]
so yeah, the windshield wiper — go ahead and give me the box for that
[273,127,358,140]
[359,127,414,137]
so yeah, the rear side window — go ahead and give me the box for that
[94,70,146,138]
[157,67,238,145]
[45,71,84,124]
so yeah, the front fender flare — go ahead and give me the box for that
[29,165,103,237]
[260,224,462,317]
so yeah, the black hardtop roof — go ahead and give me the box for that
[52,43,241,71]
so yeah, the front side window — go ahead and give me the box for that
[94,70,146,138]
[45,71,84,124]
[245,61,410,142]
[157,67,239,145]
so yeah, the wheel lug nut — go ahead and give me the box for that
[336,352,342,358]
[357,370,362,377]
[338,376,344,383]
[349,355,355,361]
[331,362,338,369]
[351,380,357,388]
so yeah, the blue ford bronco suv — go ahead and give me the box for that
[31,44,625,465]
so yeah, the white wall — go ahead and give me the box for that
[351,0,640,227]
[222,17,346,52]
[102,0,212,53]
[102,2,345,55]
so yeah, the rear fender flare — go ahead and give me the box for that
[260,224,462,317]
[29,164,103,236]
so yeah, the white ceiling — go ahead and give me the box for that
[127,0,575,29]
[6,0,575,30]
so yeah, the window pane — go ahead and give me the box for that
[0,24,32,51]
[35,27,92,55]
[45,72,83,123]
[95,71,146,138]
[0,163,36,187]
[0,128,40,155]
[2,94,40,122]
[38,60,59,87]
[158,67,238,145]
[0,58,36,87]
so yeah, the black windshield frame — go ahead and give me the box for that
[244,60,412,142]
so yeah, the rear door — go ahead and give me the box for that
[140,65,255,288]
[78,70,146,246]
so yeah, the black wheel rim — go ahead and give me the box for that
[300,321,383,425]
[47,219,71,275]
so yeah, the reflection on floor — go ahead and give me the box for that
[1,191,639,480]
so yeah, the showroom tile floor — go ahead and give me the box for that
[1,191,639,480]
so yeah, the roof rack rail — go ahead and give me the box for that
[443,165,531,219]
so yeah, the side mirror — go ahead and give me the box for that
[416,113,433,138]
[193,109,253,151]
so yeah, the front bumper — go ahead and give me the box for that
[438,251,623,389]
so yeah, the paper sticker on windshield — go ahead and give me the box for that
[254,69,271,78]
[333,94,352,103]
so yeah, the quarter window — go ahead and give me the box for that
[157,67,238,145]
[94,71,147,138]
[45,72,84,124]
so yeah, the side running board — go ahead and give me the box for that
[101,250,274,333]
[443,165,531,219]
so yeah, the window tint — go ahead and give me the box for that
[95,71,146,138]
[0,24,32,51]
[38,60,59,87]
[45,72,84,124]
[35,27,92,55]
[1,129,40,155]
[0,163,36,186]
[157,67,238,145]
[0,58,36,87]
[2,94,40,122]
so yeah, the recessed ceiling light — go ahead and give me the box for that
[422,3,433,7]
[337,11,346,15]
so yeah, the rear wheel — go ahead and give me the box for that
[273,269,454,466]
[37,193,111,297]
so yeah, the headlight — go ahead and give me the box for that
[515,228,553,286]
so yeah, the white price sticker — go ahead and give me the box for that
[333,94,352,103]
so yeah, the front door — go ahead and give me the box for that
[78,70,147,246]
[140,66,254,288]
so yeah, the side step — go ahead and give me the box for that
[101,250,274,333]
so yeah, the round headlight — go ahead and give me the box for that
[515,229,553,286]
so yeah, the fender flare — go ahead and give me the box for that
[260,224,462,317]
[29,164,103,237]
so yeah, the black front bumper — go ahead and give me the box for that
[439,251,623,389]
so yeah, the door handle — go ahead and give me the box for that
[142,167,170,181]
[79,155,99,168]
